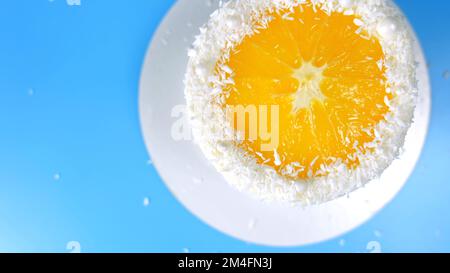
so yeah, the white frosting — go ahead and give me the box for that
[184,0,417,206]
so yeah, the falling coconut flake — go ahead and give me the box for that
[143,197,150,207]
[374,230,382,238]
[53,173,61,181]
[66,0,81,6]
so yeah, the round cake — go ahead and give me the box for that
[184,0,417,205]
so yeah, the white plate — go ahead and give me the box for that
[139,0,431,247]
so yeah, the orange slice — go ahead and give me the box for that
[217,3,391,179]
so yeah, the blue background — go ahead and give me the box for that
[0,0,449,253]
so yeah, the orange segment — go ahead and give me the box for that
[217,2,391,179]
